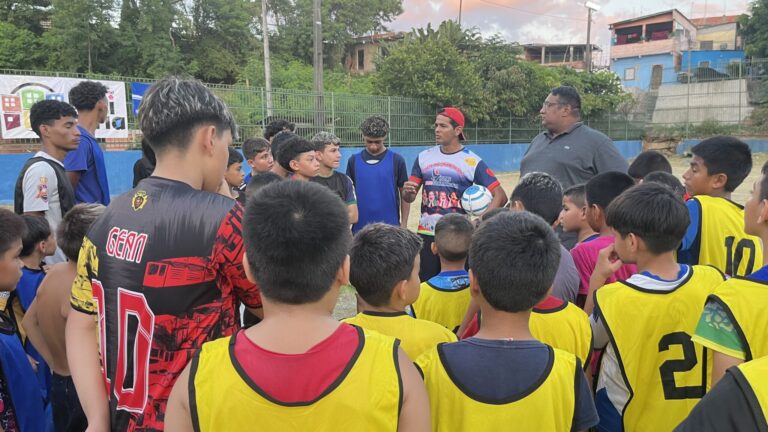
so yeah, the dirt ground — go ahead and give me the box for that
[332,152,768,320]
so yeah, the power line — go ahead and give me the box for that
[475,0,588,22]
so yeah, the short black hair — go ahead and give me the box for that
[360,116,389,138]
[643,171,685,197]
[30,100,78,137]
[563,183,587,208]
[551,86,581,113]
[58,204,105,262]
[606,183,689,254]
[245,171,284,201]
[510,172,563,225]
[277,136,315,172]
[270,131,297,161]
[68,80,108,111]
[0,209,25,255]
[470,212,560,312]
[585,171,635,209]
[264,119,295,141]
[227,146,244,167]
[139,77,237,154]
[242,137,270,160]
[350,224,422,307]
[243,181,351,304]
[628,150,672,180]
[20,215,51,257]
[691,136,752,192]
[434,214,474,262]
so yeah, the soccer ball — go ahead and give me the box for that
[461,185,492,216]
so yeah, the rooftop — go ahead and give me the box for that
[689,15,742,27]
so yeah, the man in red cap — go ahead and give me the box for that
[402,107,507,280]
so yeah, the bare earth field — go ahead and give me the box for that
[332,152,768,319]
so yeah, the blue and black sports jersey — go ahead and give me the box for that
[69,176,262,431]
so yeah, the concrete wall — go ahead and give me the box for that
[612,54,676,90]
[677,138,768,155]
[651,79,753,124]
[0,140,644,204]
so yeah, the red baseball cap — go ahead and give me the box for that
[438,107,466,141]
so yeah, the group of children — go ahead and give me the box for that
[0,203,103,431]
[172,133,766,431]
[2,93,767,432]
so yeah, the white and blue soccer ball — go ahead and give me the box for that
[461,185,492,217]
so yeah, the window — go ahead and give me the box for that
[700,40,714,50]
[699,61,710,68]
[624,68,636,80]
[357,49,365,70]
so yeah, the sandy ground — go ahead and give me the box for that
[332,152,768,319]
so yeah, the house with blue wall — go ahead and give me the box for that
[609,10,745,91]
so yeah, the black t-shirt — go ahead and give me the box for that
[310,171,356,204]
[675,366,768,432]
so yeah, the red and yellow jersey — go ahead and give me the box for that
[69,177,261,431]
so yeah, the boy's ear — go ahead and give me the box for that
[242,256,257,284]
[469,269,481,298]
[757,199,768,225]
[393,279,408,302]
[336,255,350,286]
[627,232,640,253]
[711,173,728,191]
[289,159,300,172]
[430,242,438,256]
[512,200,525,212]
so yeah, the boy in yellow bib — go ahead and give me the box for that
[678,136,762,276]
[587,183,726,432]
[417,211,598,432]
[693,160,768,385]
[165,181,429,431]
[344,223,457,361]
[410,214,473,333]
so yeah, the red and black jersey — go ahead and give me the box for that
[71,177,261,431]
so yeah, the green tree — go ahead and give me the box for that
[0,0,51,35]
[269,0,403,66]
[135,0,188,78]
[373,36,484,119]
[42,0,118,73]
[183,0,257,83]
[0,21,45,69]
[740,1,767,58]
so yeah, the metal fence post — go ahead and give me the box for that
[260,87,266,130]
[508,114,512,144]
[387,96,392,147]
[738,60,743,134]
[331,92,336,135]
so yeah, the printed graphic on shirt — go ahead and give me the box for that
[36,176,48,202]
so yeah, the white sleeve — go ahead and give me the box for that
[22,162,56,213]
[590,312,610,349]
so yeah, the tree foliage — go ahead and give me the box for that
[741,0,768,58]
[374,20,630,121]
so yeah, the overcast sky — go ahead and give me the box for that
[388,0,750,64]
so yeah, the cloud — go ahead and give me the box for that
[388,0,750,57]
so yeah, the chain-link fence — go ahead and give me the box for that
[2,62,766,148]
[622,57,768,138]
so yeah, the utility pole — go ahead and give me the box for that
[458,0,463,26]
[585,2,601,73]
[313,0,324,130]
[261,0,273,117]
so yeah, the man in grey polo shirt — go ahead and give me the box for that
[520,86,628,190]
